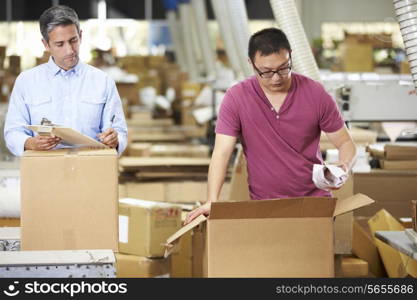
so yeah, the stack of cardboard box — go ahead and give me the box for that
[352,143,417,218]
[116,198,182,277]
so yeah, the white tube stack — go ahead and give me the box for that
[394,0,417,90]
[269,0,321,82]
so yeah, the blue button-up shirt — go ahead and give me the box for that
[4,57,128,156]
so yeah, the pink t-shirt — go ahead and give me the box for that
[216,73,345,200]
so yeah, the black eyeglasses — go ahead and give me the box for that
[252,59,292,79]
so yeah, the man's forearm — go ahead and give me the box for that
[337,140,357,171]
[207,151,232,203]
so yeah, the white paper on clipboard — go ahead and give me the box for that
[27,125,108,148]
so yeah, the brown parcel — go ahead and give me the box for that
[118,198,182,257]
[21,148,118,251]
[116,253,171,278]
[332,175,354,254]
[165,194,374,278]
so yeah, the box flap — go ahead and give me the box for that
[164,214,206,257]
[209,197,337,219]
[333,193,375,217]
[23,148,116,157]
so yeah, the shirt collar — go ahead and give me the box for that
[47,56,83,77]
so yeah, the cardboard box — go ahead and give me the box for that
[352,220,386,277]
[116,82,139,105]
[380,160,417,170]
[354,170,417,218]
[335,255,369,278]
[119,198,182,257]
[412,200,417,232]
[128,143,152,157]
[21,148,118,251]
[227,147,354,254]
[368,143,417,160]
[165,181,206,203]
[166,194,374,277]
[385,144,417,160]
[116,253,170,278]
[119,184,127,199]
[124,182,165,201]
[148,144,209,158]
[339,43,374,72]
[123,181,207,204]
[368,209,417,277]
[321,127,377,151]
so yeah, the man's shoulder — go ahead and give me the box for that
[293,72,324,91]
[227,76,257,95]
[16,63,48,81]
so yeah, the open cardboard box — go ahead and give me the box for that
[165,194,374,278]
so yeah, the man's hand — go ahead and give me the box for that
[24,135,61,151]
[184,202,211,225]
[98,128,118,148]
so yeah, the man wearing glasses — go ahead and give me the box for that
[185,28,356,224]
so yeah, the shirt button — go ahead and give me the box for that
[276,115,280,119]
[270,107,274,111]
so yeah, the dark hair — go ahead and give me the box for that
[39,5,80,42]
[248,28,291,61]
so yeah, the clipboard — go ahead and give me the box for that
[27,125,108,148]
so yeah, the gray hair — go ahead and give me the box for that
[39,5,80,42]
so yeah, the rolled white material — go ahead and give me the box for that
[269,0,321,82]
[211,0,243,77]
[166,10,187,72]
[394,0,417,89]
[224,0,252,77]
[179,3,198,80]
[191,0,217,78]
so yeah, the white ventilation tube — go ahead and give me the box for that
[191,0,217,78]
[189,6,205,75]
[179,3,198,80]
[394,0,417,89]
[166,10,187,72]
[211,0,244,77]
[269,0,321,82]
[224,0,252,77]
